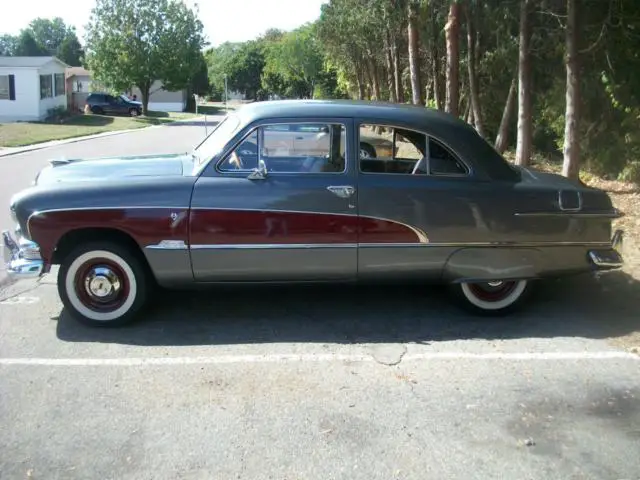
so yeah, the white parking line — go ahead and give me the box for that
[0,351,637,366]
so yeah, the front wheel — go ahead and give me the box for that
[129,108,140,117]
[58,242,149,327]
[453,280,531,316]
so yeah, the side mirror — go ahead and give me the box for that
[247,159,268,180]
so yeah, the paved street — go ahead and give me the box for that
[1,118,639,479]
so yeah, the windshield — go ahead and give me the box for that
[191,114,241,174]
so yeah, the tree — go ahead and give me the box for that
[464,1,484,137]
[445,1,461,116]
[15,30,47,56]
[85,0,205,115]
[27,17,71,55]
[515,0,533,166]
[407,0,423,105]
[263,24,324,98]
[561,0,580,179]
[495,77,517,154]
[57,34,83,66]
[0,34,17,56]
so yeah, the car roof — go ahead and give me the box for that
[233,100,519,181]
[236,99,464,128]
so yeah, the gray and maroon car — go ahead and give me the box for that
[3,100,624,326]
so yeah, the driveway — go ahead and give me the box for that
[0,118,221,286]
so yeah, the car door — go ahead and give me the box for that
[355,121,500,281]
[189,118,357,282]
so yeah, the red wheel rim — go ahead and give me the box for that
[74,258,130,313]
[467,281,518,302]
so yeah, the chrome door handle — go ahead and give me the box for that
[327,185,355,198]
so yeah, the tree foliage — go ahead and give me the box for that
[85,0,206,114]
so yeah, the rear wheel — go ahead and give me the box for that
[453,280,531,315]
[58,242,149,327]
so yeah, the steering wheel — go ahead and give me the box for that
[411,157,427,175]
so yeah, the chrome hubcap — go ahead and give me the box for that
[359,149,370,159]
[487,281,504,287]
[85,267,121,300]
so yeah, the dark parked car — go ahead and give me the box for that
[3,100,624,326]
[86,92,142,116]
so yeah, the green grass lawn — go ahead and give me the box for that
[0,111,197,148]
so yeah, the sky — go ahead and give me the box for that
[0,0,328,47]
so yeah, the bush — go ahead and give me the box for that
[618,161,640,185]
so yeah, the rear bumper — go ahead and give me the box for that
[588,229,624,270]
[2,230,44,279]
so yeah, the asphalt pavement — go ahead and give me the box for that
[1,117,639,479]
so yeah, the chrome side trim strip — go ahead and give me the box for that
[514,211,620,218]
[189,241,612,250]
[190,243,358,250]
[145,240,188,250]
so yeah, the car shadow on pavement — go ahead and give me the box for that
[55,271,640,347]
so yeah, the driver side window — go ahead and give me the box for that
[218,123,346,174]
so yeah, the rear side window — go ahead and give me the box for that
[358,123,468,176]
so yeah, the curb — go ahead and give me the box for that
[0,125,162,158]
[0,115,208,158]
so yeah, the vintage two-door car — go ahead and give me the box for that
[3,100,624,326]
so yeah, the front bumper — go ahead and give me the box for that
[588,229,624,270]
[2,229,44,278]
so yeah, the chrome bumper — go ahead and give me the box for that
[588,229,624,270]
[2,230,44,278]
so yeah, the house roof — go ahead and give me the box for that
[66,66,91,78]
[0,56,69,68]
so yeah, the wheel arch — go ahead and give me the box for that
[442,247,542,283]
[51,228,154,280]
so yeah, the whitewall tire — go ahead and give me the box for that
[455,280,530,315]
[58,242,149,327]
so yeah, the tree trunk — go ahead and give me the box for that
[139,80,151,116]
[562,0,580,179]
[464,3,485,137]
[445,2,461,116]
[407,0,423,105]
[495,76,517,154]
[384,30,397,102]
[431,9,444,110]
[515,0,533,166]
[369,59,382,100]
[356,68,365,100]
[392,37,404,103]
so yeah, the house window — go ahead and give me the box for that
[40,74,53,99]
[54,73,65,96]
[0,75,10,100]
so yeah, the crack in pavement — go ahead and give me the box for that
[370,344,408,366]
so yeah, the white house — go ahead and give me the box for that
[0,56,69,122]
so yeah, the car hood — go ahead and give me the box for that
[34,153,193,186]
